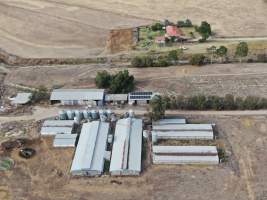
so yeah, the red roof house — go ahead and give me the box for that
[166,25,183,37]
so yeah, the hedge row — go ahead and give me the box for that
[163,94,267,110]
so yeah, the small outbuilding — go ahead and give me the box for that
[128,91,155,105]
[105,94,128,105]
[10,93,32,105]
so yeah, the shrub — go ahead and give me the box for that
[31,86,49,103]
[109,70,135,94]
[190,54,206,66]
[131,55,153,68]
[151,22,164,31]
[167,50,179,61]
[177,19,193,27]
[153,57,170,67]
[95,70,112,88]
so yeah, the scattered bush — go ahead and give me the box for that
[190,54,206,66]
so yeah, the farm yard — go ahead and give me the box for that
[1,114,267,200]
[0,0,267,58]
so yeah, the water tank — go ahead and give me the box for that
[106,109,112,118]
[100,114,107,122]
[110,114,117,122]
[91,110,99,120]
[75,110,82,121]
[124,112,129,118]
[129,109,134,118]
[83,110,89,119]
[66,110,74,120]
[59,110,67,120]
[74,116,80,124]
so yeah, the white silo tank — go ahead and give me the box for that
[110,114,117,122]
[129,109,134,118]
[106,109,112,118]
[66,110,74,120]
[100,114,107,122]
[59,110,67,120]
[91,110,98,120]
[83,110,89,119]
[74,116,80,124]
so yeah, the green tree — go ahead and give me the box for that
[110,70,134,94]
[95,70,112,88]
[216,46,228,63]
[235,42,249,63]
[151,22,163,31]
[149,95,166,121]
[167,50,179,61]
[196,21,212,41]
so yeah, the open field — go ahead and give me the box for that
[5,63,267,97]
[0,0,267,58]
[1,115,267,200]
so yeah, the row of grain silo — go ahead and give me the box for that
[58,109,116,122]
[151,118,219,165]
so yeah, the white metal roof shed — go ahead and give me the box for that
[152,124,213,131]
[43,120,74,127]
[105,94,128,101]
[11,93,32,105]
[153,155,219,165]
[40,127,73,136]
[152,130,214,141]
[110,118,143,176]
[70,121,109,176]
[50,89,105,101]
[152,146,218,155]
[153,118,186,125]
[53,134,77,147]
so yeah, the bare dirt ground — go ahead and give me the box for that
[5,63,267,97]
[1,115,267,200]
[0,0,267,58]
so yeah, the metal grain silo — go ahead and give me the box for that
[66,110,74,120]
[59,110,67,120]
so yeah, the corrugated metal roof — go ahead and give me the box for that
[128,91,154,101]
[153,155,219,165]
[53,134,77,147]
[152,146,218,155]
[152,131,214,140]
[152,124,213,131]
[43,120,74,127]
[50,89,105,101]
[153,118,186,125]
[11,93,32,104]
[105,94,128,101]
[110,118,142,175]
[40,127,73,136]
[70,121,109,176]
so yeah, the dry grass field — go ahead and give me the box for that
[5,63,267,97]
[1,115,267,200]
[0,0,267,58]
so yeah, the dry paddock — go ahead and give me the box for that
[0,0,267,58]
[1,115,267,200]
[5,63,267,97]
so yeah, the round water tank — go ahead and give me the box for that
[83,110,89,119]
[91,110,99,119]
[66,110,74,120]
[100,114,107,122]
[106,109,112,118]
[74,116,80,124]
[129,109,134,118]
[59,110,67,120]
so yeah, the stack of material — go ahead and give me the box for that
[70,121,110,176]
[152,146,219,165]
[40,120,75,136]
[53,134,77,147]
[110,118,143,176]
